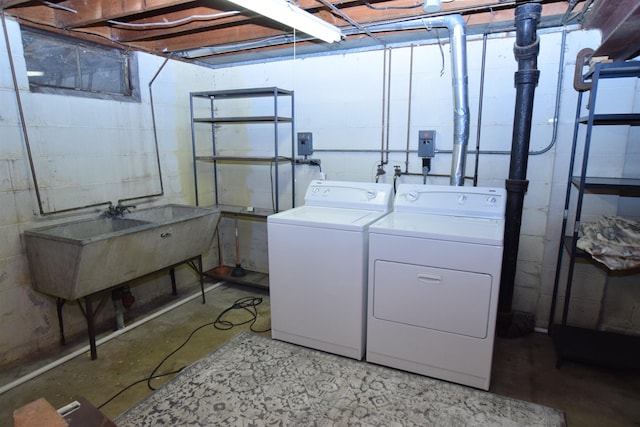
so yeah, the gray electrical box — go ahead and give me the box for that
[297,132,313,156]
[418,130,435,157]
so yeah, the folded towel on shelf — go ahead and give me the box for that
[577,216,640,270]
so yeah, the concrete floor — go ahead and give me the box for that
[1,281,639,426]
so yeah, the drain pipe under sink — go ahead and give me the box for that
[0,282,223,396]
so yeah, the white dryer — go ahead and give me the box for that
[268,180,393,360]
[366,184,506,390]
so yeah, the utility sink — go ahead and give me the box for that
[25,204,220,300]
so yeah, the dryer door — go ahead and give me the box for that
[372,260,493,339]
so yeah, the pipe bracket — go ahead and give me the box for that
[505,178,529,194]
[513,36,540,60]
[514,69,540,85]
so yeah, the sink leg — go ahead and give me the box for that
[198,255,205,304]
[56,298,66,345]
[170,268,177,296]
[84,296,98,360]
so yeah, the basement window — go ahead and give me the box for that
[20,27,139,101]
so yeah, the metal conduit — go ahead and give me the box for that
[367,19,568,157]
[379,48,388,173]
[314,27,568,165]
[3,13,112,215]
[3,11,44,216]
[385,48,393,166]
[319,14,471,185]
[404,44,415,174]
[3,12,169,215]
[115,57,169,206]
[473,33,488,186]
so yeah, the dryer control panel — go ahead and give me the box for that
[394,184,506,219]
[304,180,393,211]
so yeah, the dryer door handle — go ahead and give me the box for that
[417,273,443,284]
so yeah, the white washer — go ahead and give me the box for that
[366,183,506,390]
[268,180,393,360]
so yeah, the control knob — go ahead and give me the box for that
[406,191,419,202]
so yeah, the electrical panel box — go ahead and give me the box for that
[418,130,435,157]
[297,132,313,156]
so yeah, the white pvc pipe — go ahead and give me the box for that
[0,282,223,396]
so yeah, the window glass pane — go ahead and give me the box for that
[21,28,131,97]
[78,47,129,94]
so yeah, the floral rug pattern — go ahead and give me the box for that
[116,331,565,426]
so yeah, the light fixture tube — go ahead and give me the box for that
[227,0,343,43]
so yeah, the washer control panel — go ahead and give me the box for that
[304,180,393,211]
[395,184,506,219]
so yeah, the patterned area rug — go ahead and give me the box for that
[116,331,565,426]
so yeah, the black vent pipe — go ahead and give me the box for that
[497,3,541,338]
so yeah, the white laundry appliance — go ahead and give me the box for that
[366,183,506,390]
[268,180,393,360]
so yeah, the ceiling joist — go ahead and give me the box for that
[0,0,599,66]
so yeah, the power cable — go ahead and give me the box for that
[365,1,423,10]
[213,296,270,333]
[97,296,269,408]
[97,368,183,410]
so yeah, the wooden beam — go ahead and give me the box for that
[54,0,199,28]
[585,0,640,61]
[0,0,31,8]
[134,21,295,52]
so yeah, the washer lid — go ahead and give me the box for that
[370,211,505,245]
[268,205,389,231]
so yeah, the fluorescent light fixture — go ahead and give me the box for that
[27,71,44,77]
[227,0,343,43]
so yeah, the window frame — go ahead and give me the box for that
[20,27,140,102]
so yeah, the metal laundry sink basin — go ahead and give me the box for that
[125,204,209,222]
[24,204,220,300]
[31,217,153,240]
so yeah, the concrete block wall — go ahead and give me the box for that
[0,17,222,365]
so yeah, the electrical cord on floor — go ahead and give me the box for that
[148,296,269,390]
[214,296,270,333]
[97,368,183,410]
[97,296,269,409]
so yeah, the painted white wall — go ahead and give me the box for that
[206,27,613,332]
[1,12,638,368]
[207,26,639,333]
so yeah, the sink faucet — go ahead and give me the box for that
[105,203,136,218]
[115,203,136,216]
[105,204,118,218]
